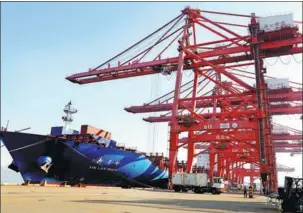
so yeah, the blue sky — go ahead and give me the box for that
[1,2,302,185]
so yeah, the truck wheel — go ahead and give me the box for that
[121,185,131,189]
[173,185,181,192]
[211,188,217,194]
[194,188,204,194]
[181,187,188,192]
[193,188,200,194]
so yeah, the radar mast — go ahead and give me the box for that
[62,101,77,134]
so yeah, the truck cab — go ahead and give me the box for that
[211,177,225,194]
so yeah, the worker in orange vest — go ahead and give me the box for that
[248,185,253,198]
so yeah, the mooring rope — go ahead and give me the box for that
[8,138,53,153]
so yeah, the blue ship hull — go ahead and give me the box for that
[0,131,168,188]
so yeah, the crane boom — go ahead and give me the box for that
[65,7,303,192]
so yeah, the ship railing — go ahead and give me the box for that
[125,147,137,152]
[116,143,126,150]
[0,127,8,131]
[147,152,164,157]
[65,134,94,142]
[136,151,147,155]
[97,142,106,147]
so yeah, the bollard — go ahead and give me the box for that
[40,180,47,186]
[60,181,67,187]
[79,183,86,188]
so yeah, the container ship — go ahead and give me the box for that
[0,102,171,188]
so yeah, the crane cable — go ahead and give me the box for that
[264,55,302,66]
[7,138,53,153]
[165,74,173,81]
[147,76,153,152]
[264,57,279,66]
[118,32,168,65]
[153,73,161,153]
[113,19,184,67]
[148,73,161,153]
[156,73,161,152]
[93,14,184,70]
[293,54,302,64]
[152,75,157,153]
[237,63,250,70]
[279,56,292,65]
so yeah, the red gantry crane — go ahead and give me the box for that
[66,7,302,193]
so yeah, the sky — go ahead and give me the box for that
[1,2,302,185]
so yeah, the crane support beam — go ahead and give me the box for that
[125,90,302,113]
[273,134,302,140]
[66,38,301,84]
[180,133,302,143]
[269,105,303,115]
[66,7,303,192]
[169,119,258,133]
[182,131,256,142]
[192,145,302,154]
[186,142,302,149]
[143,105,302,122]
[232,168,260,176]
[275,148,302,153]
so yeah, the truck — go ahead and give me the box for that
[172,173,225,194]
[278,176,303,213]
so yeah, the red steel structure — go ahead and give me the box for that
[66,8,302,192]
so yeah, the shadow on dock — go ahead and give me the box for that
[72,199,277,213]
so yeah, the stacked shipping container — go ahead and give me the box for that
[80,125,112,139]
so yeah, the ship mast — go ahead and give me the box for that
[62,101,77,134]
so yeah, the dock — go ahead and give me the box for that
[1,185,278,213]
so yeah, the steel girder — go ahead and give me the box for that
[125,90,302,113]
[66,7,302,191]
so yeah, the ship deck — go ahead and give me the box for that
[1,185,279,213]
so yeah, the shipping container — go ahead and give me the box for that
[258,14,295,33]
[197,153,210,168]
[108,140,117,148]
[50,126,63,136]
[59,128,80,135]
[80,125,112,139]
[214,154,218,172]
[172,173,225,194]
[172,173,184,185]
[272,125,289,134]
[266,78,289,89]
[72,130,79,134]
[184,173,208,187]
[195,144,208,149]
